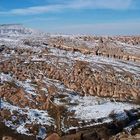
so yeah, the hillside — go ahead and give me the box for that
[0,25,140,140]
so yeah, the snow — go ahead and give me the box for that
[69,95,139,120]
[0,27,140,138]
[41,87,48,93]
[0,73,12,83]
[0,24,34,37]
[116,41,140,55]
[1,80,140,137]
[31,58,46,62]
[17,80,37,96]
[124,119,140,133]
[0,73,37,96]
[1,100,54,135]
[51,82,140,124]
[16,124,30,135]
[1,100,54,126]
[0,37,19,42]
[37,126,47,139]
[49,46,140,76]
[28,109,53,125]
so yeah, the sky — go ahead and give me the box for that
[0,0,140,35]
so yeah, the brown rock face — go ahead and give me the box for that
[2,136,14,140]
[0,109,11,118]
[110,128,140,140]
[45,133,61,140]
[0,33,140,140]
[48,36,140,62]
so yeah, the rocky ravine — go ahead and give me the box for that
[0,24,140,140]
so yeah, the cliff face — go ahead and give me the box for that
[0,26,140,140]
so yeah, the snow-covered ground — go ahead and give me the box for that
[0,25,140,139]
[69,95,138,120]
[1,100,54,139]
[48,46,140,75]
[1,93,139,137]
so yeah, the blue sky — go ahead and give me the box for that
[0,0,140,35]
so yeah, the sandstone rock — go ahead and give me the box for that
[45,133,61,140]
[2,136,15,140]
[0,109,11,118]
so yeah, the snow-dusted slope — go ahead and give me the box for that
[0,24,39,37]
[0,25,140,140]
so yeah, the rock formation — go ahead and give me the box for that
[0,25,140,140]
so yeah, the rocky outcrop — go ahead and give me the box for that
[0,52,140,102]
[45,133,61,140]
[0,32,140,139]
[48,36,140,62]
